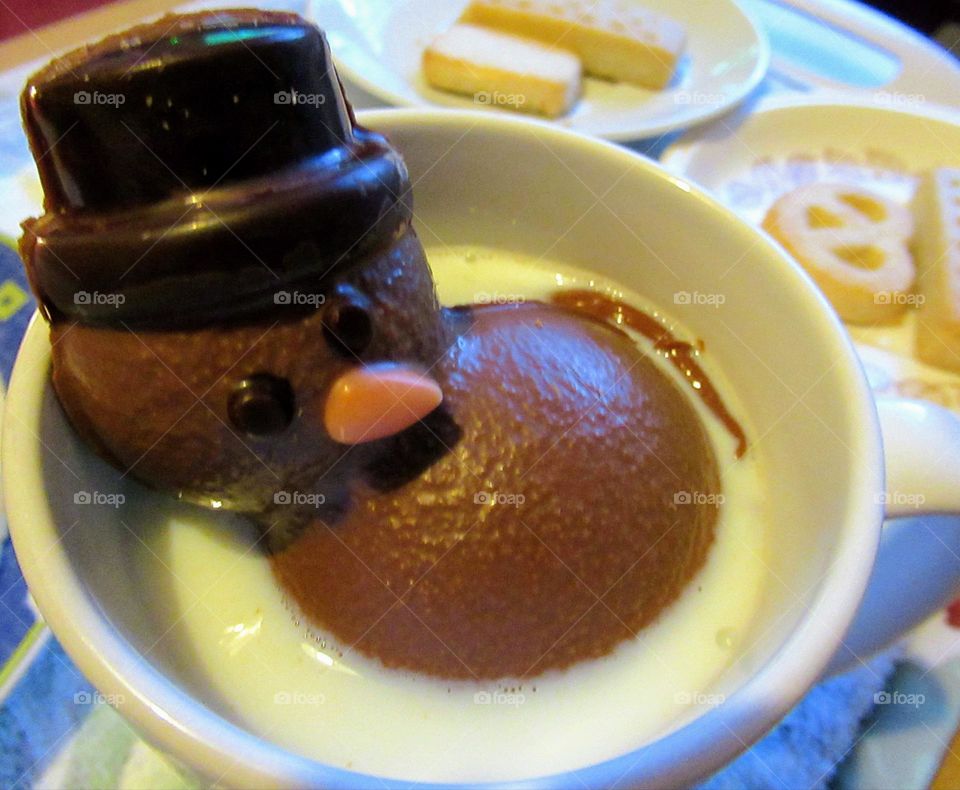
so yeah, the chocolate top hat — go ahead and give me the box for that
[20,10,410,328]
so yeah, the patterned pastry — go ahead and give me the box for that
[763,182,915,324]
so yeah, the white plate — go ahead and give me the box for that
[307,0,770,141]
[662,94,960,362]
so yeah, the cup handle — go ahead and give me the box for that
[827,397,960,675]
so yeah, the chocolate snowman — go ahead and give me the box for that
[20,11,725,679]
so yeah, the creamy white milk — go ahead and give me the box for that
[138,246,769,782]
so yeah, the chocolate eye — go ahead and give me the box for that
[323,284,373,358]
[228,375,295,436]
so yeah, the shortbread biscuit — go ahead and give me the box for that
[912,168,960,372]
[423,23,582,117]
[460,0,685,89]
[763,183,915,324]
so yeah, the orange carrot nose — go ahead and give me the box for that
[323,363,443,444]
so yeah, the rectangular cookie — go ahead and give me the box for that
[460,0,685,89]
[913,168,960,372]
[422,23,582,117]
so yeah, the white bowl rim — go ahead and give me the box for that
[3,107,884,789]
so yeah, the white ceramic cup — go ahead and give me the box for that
[5,109,960,788]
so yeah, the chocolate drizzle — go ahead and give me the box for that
[551,289,748,458]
